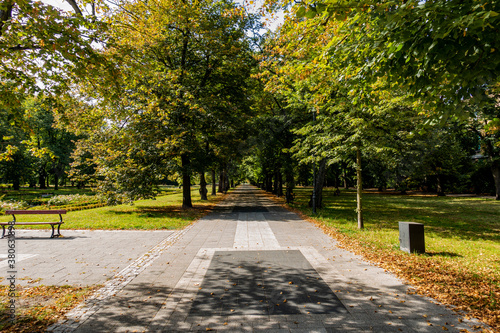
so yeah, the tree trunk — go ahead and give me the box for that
[181,154,192,208]
[273,170,278,195]
[39,171,47,189]
[356,147,364,229]
[199,172,208,200]
[285,169,294,204]
[492,160,500,200]
[277,171,283,197]
[224,172,230,192]
[309,159,327,209]
[266,174,273,192]
[54,173,59,191]
[12,176,20,191]
[343,166,348,189]
[218,169,224,193]
[211,169,217,196]
[436,174,445,196]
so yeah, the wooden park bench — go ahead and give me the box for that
[1,210,66,238]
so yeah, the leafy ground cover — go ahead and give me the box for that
[281,187,499,331]
[0,283,100,333]
[0,187,223,230]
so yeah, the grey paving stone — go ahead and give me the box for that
[40,185,491,333]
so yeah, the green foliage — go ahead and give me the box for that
[59,0,259,206]
[47,194,101,206]
[0,0,112,108]
[292,0,500,108]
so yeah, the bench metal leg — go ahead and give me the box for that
[50,224,62,238]
[1,225,5,238]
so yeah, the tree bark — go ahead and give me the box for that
[273,170,278,195]
[39,170,47,189]
[356,147,364,229]
[199,172,208,200]
[211,169,217,196]
[65,0,83,15]
[12,176,20,191]
[54,173,59,191]
[181,154,192,208]
[343,165,349,189]
[436,174,445,196]
[285,169,294,204]
[218,169,224,193]
[0,4,13,37]
[309,159,327,209]
[277,171,283,197]
[492,160,500,200]
[224,171,230,192]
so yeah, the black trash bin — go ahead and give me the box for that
[399,222,425,254]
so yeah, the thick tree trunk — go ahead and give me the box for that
[12,176,20,191]
[218,169,224,193]
[492,160,500,200]
[211,169,217,196]
[224,172,230,192]
[181,154,192,208]
[199,172,208,200]
[39,171,47,189]
[356,147,364,229]
[309,159,327,209]
[266,174,273,192]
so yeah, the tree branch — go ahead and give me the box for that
[0,2,13,37]
[65,0,83,16]
[9,44,42,51]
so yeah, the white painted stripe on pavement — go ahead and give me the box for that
[0,254,38,268]
[233,221,280,249]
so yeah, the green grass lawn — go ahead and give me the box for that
[0,186,223,230]
[288,187,500,330]
[292,187,500,273]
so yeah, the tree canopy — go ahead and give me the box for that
[1,0,499,208]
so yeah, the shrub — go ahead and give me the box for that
[47,194,101,207]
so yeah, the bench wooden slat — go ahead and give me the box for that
[2,210,65,238]
[5,210,67,214]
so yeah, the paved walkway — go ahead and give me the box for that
[1,230,176,286]
[4,184,486,332]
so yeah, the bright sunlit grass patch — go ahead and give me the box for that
[0,186,224,230]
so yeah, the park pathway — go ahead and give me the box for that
[50,184,485,332]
